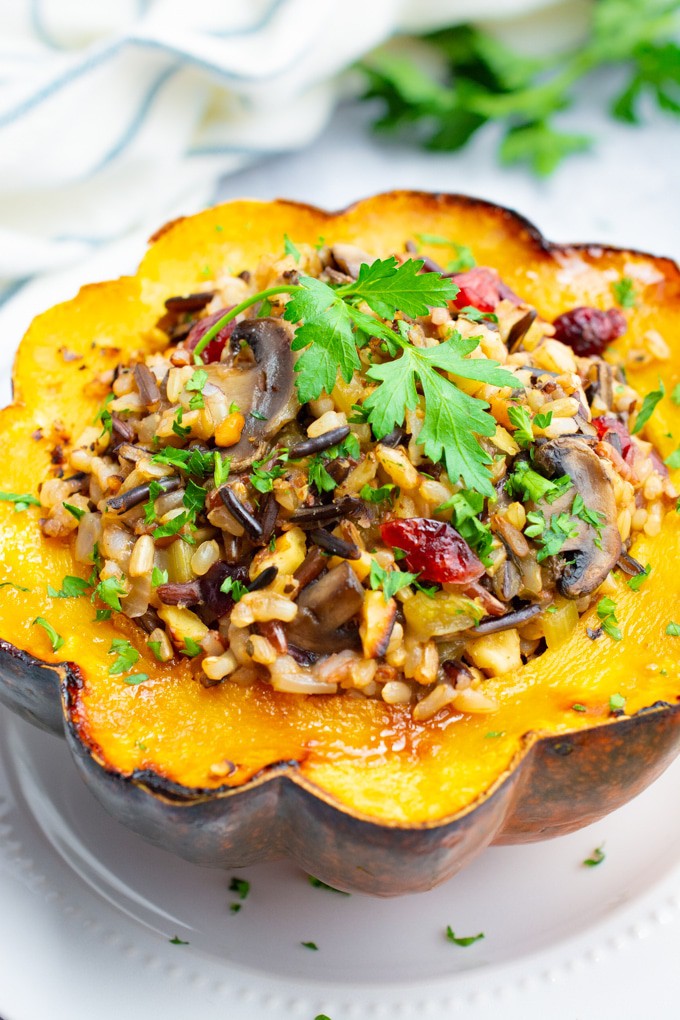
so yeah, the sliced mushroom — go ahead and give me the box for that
[532,437,622,598]
[286,562,364,652]
[208,317,299,470]
[331,243,372,280]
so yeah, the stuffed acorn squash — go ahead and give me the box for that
[0,191,679,895]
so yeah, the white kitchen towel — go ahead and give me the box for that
[0,0,563,288]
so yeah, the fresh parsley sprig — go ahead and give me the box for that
[358,0,680,176]
[191,256,517,494]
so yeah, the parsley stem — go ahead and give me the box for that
[192,285,302,363]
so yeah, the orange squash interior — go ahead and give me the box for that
[1,192,679,825]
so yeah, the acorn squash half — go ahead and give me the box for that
[0,192,679,896]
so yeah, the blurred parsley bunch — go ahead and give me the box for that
[358,0,680,175]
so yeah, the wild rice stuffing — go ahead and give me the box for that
[39,239,677,721]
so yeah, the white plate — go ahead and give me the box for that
[1,219,680,1020]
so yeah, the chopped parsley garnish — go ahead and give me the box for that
[583,846,606,867]
[153,512,194,542]
[445,926,485,947]
[665,447,680,470]
[172,407,191,438]
[308,876,350,895]
[627,564,651,592]
[301,941,318,951]
[505,461,572,504]
[283,234,301,263]
[359,483,396,504]
[572,703,587,712]
[32,612,64,652]
[33,616,64,651]
[123,673,149,686]
[525,510,579,562]
[250,454,288,493]
[229,877,250,900]
[63,501,86,520]
[93,576,127,612]
[183,636,202,657]
[309,456,338,493]
[108,638,140,675]
[250,409,268,421]
[152,446,214,476]
[220,576,249,602]
[0,491,41,512]
[144,480,163,524]
[507,404,533,447]
[597,598,623,642]
[0,581,30,592]
[532,410,553,429]
[185,367,208,410]
[672,383,680,407]
[47,575,91,599]
[148,640,163,661]
[94,393,114,436]
[169,936,189,945]
[484,730,505,738]
[436,489,493,564]
[666,621,680,637]
[214,453,231,488]
[609,692,626,712]
[571,494,605,547]
[632,378,665,434]
[612,276,637,308]
[151,566,168,587]
[369,559,419,602]
[183,478,207,516]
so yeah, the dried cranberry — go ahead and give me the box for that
[552,307,626,357]
[451,267,501,313]
[185,308,236,363]
[380,518,484,584]
[592,416,633,460]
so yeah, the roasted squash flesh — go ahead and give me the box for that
[1,191,679,835]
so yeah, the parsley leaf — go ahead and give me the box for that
[0,491,41,512]
[229,877,250,900]
[507,404,533,447]
[369,559,419,601]
[285,277,361,403]
[665,447,680,470]
[627,564,651,591]
[583,846,606,867]
[108,638,140,675]
[309,456,338,493]
[632,378,665,434]
[666,621,680,636]
[33,617,64,651]
[671,383,680,407]
[123,673,149,686]
[364,331,516,495]
[505,461,572,504]
[338,256,459,319]
[151,566,168,587]
[597,597,623,641]
[359,483,396,504]
[612,276,637,308]
[301,941,318,951]
[436,489,493,564]
[63,501,86,521]
[220,576,249,602]
[93,577,127,612]
[445,926,485,947]
[47,575,91,599]
[284,234,301,262]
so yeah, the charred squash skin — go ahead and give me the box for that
[1,191,679,895]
